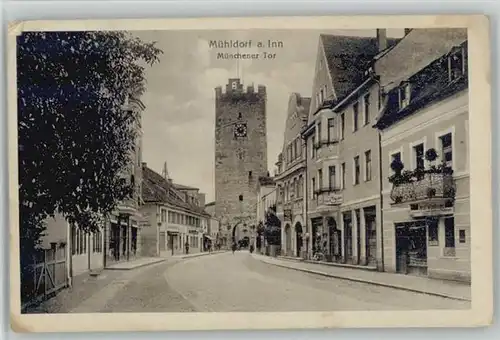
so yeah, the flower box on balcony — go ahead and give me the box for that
[390,172,455,205]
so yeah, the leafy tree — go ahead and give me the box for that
[17,31,162,273]
[264,206,281,246]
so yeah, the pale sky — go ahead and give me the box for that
[133,29,404,202]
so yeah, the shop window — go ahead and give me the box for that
[459,229,466,243]
[427,219,439,246]
[444,217,456,257]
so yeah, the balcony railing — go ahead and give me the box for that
[315,186,343,206]
[390,173,455,205]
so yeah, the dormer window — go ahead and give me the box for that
[399,83,411,109]
[231,81,237,90]
[449,47,465,82]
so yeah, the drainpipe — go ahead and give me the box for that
[302,134,309,259]
[378,130,385,271]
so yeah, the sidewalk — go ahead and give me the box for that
[105,257,166,270]
[253,254,471,301]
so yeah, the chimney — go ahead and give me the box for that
[142,162,147,168]
[376,29,387,52]
[404,28,412,36]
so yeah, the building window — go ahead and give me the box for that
[354,156,360,185]
[353,102,359,132]
[310,135,315,159]
[318,169,323,189]
[311,177,316,199]
[320,89,324,105]
[340,113,345,140]
[444,217,456,257]
[232,82,237,90]
[297,138,302,157]
[413,143,424,170]
[329,166,336,189]
[449,47,465,82]
[317,122,322,144]
[399,83,411,109]
[327,118,335,142]
[459,229,466,243]
[365,150,372,181]
[428,219,439,246]
[391,152,402,174]
[439,133,453,169]
[298,175,303,198]
[363,94,370,125]
[341,163,346,189]
[316,93,320,109]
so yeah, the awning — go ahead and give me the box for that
[203,235,214,240]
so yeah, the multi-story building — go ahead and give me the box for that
[301,31,399,266]
[255,175,277,248]
[105,96,146,266]
[374,28,470,282]
[40,95,146,280]
[214,79,268,243]
[274,93,310,258]
[140,163,210,256]
[205,201,225,248]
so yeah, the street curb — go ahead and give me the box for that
[278,256,378,272]
[179,251,228,260]
[257,257,471,302]
[105,258,166,271]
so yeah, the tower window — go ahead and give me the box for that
[238,112,242,119]
[239,194,243,201]
[248,171,252,177]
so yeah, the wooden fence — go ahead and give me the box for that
[21,244,68,308]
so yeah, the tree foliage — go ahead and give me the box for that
[264,207,281,246]
[17,31,163,261]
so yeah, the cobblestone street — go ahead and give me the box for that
[31,251,470,313]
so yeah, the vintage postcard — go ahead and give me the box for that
[8,15,492,332]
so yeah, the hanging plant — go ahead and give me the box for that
[390,158,405,174]
[425,148,438,162]
[427,187,436,198]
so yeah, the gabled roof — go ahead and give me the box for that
[375,40,468,130]
[142,166,209,217]
[172,182,199,191]
[320,34,400,102]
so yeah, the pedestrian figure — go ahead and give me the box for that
[185,241,189,255]
[249,244,254,254]
[232,243,237,254]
